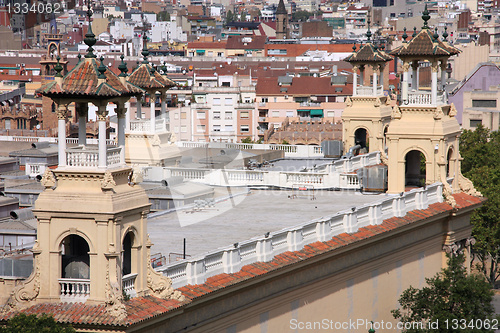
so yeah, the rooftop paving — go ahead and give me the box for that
[148,188,391,263]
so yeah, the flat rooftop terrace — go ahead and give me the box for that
[148,188,393,263]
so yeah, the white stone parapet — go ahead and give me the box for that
[59,278,90,303]
[66,146,123,168]
[158,183,444,288]
[0,136,115,146]
[122,273,138,298]
[406,90,446,106]
[354,85,383,96]
[142,152,381,190]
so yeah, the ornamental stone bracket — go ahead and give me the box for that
[41,168,57,189]
[105,261,127,321]
[2,242,42,312]
[146,235,184,301]
[101,170,116,191]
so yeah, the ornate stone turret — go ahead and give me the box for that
[342,19,393,155]
[275,0,288,39]
[384,5,479,200]
[125,19,179,166]
[6,0,183,316]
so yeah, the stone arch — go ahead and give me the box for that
[121,226,140,277]
[404,149,427,188]
[383,125,389,150]
[353,126,370,149]
[54,229,95,254]
[60,234,90,279]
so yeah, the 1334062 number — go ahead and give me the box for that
[444,318,499,330]
[6,2,61,14]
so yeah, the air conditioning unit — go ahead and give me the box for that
[284,95,289,99]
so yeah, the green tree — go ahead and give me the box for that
[157,11,170,22]
[0,313,75,333]
[460,125,500,287]
[392,254,497,333]
[241,137,253,143]
[225,10,234,25]
[240,11,247,22]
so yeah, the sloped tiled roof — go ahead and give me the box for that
[390,29,460,58]
[276,0,287,15]
[0,192,482,329]
[256,76,352,96]
[344,43,393,63]
[36,58,143,98]
[128,64,176,90]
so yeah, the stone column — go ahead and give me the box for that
[402,62,410,103]
[116,103,126,165]
[431,61,438,106]
[411,61,419,91]
[379,64,385,91]
[440,60,447,91]
[96,106,108,168]
[150,92,156,134]
[125,101,130,133]
[76,103,88,145]
[372,64,379,96]
[136,96,142,119]
[352,65,358,96]
[57,104,67,167]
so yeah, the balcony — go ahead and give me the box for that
[258,102,267,107]
[210,130,235,136]
[236,102,255,109]
[129,119,167,133]
[405,90,446,106]
[122,273,138,298]
[354,85,383,97]
[299,101,322,107]
[66,145,122,168]
[258,117,268,122]
[59,278,90,303]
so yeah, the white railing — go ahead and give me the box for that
[407,91,432,105]
[0,136,116,146]
[66,146,123,168]
[355,85,383,96]
[25,162,46,178]
[158,183,444,288]
[130,119,151,132]
[144,152,381,190]
[155,119,166,132]
[299,101,322,107]
[59,278,90,303]
[122,273,138,298]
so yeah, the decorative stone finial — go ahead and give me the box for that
[84,0,96,58]
[413,27,417,38]
[402,27,408,42]
[118,54,128,77]
[366,17,372,42]
[98,56,106,79]
[433,27,439,42]
[422,4,430,29]
[442,26,449,41]
[54,56,63,77]
[352,43,356,52]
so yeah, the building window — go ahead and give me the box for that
[174,113,179,120]
[197,111,206,119]
[174,126,179,132]
[240,125,249,132]
[217,52,224,57]
[221,82,231,87]
[197,125,206,133]
[273,97,277,103]
[261,97,268,103]
[225,111,233,119]
[4,119,11,129]
[213,98,221,105]
[213,125,221,131]
[224,125,233,131]
[286,111,294,117]
[470,119,482,128]
[181,125,187,133]
[224,98,233,105]
[472,100,497,108]
[327,111,336,117]
[240,111,249,118]
[181,112,187,119]
[213,111,221,119]
[272,111,280,118]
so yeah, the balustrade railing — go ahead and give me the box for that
[122,273,138,298]
[158,183,444,288]
[355,85,383,96]
[59,278,90,303]
[406,91,446,106]
[66,146,123,168]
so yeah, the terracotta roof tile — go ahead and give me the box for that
[390,29,460,57]
[344,43,393,63]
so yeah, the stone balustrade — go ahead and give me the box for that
[158,183,443,288]
[0,136,115,146]
[354,85,383,96]
[66,146,123,168]
[122,273,138,298]
[142,152,381,190]
[59,278,90,303]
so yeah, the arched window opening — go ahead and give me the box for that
[61,235,90,279]
[354,128,368,150]
[446,148,454,178]
[405,150,426,188]
[122,232,134,276]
